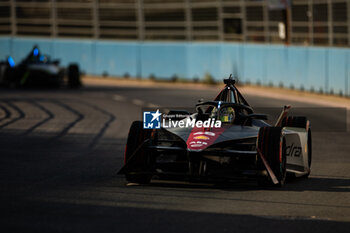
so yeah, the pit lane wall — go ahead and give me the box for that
[1,36,349,96]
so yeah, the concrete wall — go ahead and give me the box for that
[1,36,349,95]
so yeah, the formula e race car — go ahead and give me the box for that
[118,76,312,187]
[0,46,81,88]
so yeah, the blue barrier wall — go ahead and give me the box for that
[0,36,349,95]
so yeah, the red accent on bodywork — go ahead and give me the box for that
[186,126,226,151]
[124,144,127,164]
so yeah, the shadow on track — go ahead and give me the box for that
[0,100,25,130]
[0,103,11,122]
[47,99,85,142]
[129,176,350,193]
[0,97,116,148]
[1,200,349,233]
[21,100,55,136]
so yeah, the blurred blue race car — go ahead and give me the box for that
[0,46,81,88]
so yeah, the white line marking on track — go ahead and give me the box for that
[132,99,144,106]
[147,103,160,108]
[113,95,126,101]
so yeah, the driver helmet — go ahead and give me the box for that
[220,107,235,123]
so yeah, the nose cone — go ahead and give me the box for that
[186,127,225,151]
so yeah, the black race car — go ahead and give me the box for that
[0,46,81,88]
[119,76,312,187]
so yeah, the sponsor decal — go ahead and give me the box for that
[162,118,221,128]
[193,131,215,136]
[143,109,161,129]
[189,141,208,145]
[143,109,222,129]
[193,135,210,140]
[286,143,301,157]
[187,126,226,150]
[190,144,203,147]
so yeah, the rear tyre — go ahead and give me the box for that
[282,116,312,178]
[124,121,152,184]
[67,64,81,88]
[257,127,287,187]
[300,129,312,178]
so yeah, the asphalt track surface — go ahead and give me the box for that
[0,81,349,233]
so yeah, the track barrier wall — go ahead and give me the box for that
[1,37,349,95]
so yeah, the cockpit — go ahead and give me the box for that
[193,77,269,126]
[196,102,253,125]
[23,46,48,64]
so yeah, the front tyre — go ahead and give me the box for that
[257,127,287,187]
[124,121,152,184]
[67,64,81,88]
